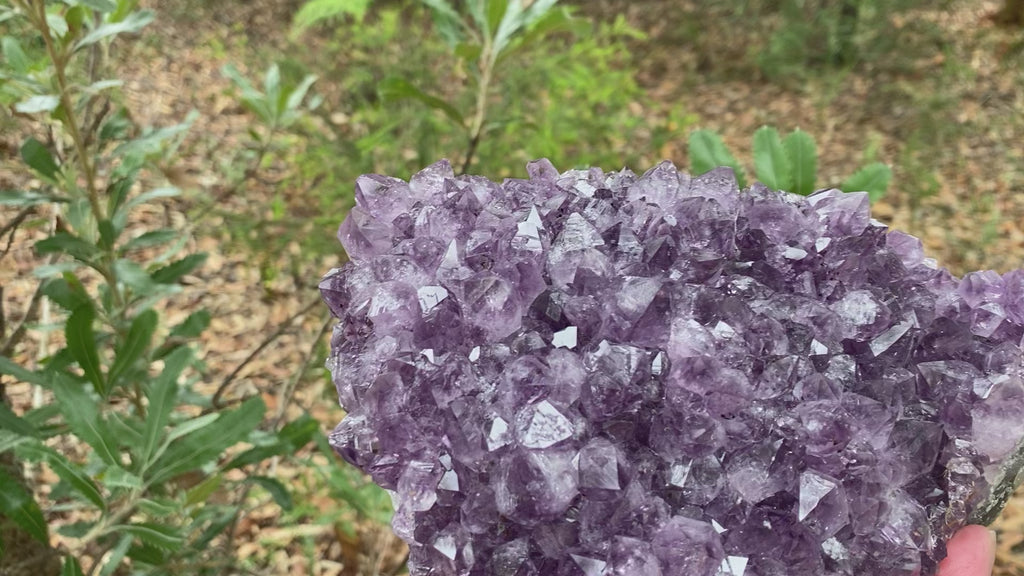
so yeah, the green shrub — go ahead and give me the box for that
[0,2,314,573]
[689,126,892,201]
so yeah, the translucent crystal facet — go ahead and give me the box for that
[321,160,1024,576]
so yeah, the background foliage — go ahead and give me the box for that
[1,0,1023,574]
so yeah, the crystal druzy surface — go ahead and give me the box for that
[320,159,1024,576]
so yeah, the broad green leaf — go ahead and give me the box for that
[35,232,98,263]
[66,305,105,395]
[841,162,892,202]
[18,443,105,510]
[63,556,85,576]
[752,126,792,192]
[0,402,38,437]
[147,397,265,485]
[118,522,184,551]
[379,77,464,126]
[688,129,746,188]
[50,375,120,465]
[0,468,48,543]
[74,10,154,51]
[151,253,207,284]
[141,347,191,465]
[15,95,60,115]
[46,13,69,38]
[521,0,558,28]
[248,476,293,511]
[0,189,69,206]
[487,0,510,33]
[292,0,371,33]
[121,229,178,252]
[2,37,30,73]
[184,473,222,507]
[107,309,158,388]
[20,138,60,181]
[168,310,211,339]
[784,129,817,196]
[97,535,132,576]
[0,356,49,387]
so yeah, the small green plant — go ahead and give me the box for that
[0,1,315,574]
[688,126,893,201]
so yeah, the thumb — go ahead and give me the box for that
[936,525,996,576]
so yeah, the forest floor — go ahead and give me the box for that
[2,0,1024,573]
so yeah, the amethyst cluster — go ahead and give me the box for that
[319,159,1024,576]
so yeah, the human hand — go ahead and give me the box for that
[936,525,996,576]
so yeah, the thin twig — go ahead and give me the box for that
[0,206,35,260]
[0,280,45,358]
[210,296,323,409]
[272,311,333,428]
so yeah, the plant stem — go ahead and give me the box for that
[461,37,495,175]
[33,0,104,223]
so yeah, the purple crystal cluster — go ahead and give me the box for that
[320,159,1024,576]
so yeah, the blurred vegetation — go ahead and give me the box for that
[1,0,1022,573]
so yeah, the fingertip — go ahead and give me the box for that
[937,525,997,576]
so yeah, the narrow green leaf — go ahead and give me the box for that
[97,535,131,576]
[784,129,817,196]
[15,95,60,115]
[124,187,179,211]
[98,219,117,251]
[76,0,118,13]
[0,402,38,437]
[0,357,49,387]
[688,129,746,188]
[35,232,99,262]
[63,556,85,576]
[150,253,206,284]
[168,310,211,339]
[118,522,184,551]
[20,138,60,181]
[141,347,191,465]
[114,259,156,291]
[183,473,222,507]
[226,413,317,469]
[147,397,264,485]
[136,498,178,517]
[284,74,318,114]
[752,125,792,191]
[18,443,105,510]
[66,305,105,395]
[2,37,31,73]
[41,274,90,312]
[0,189,69,206]
[249,476,293,511]
[121,229,178,252]
[493,0,526,55]
[0,468,48,544]
[841,162,893,202]
[292,0,371,33]
[379,77,464,126]
[74,10,154,51]
[107,309,158,388]
[125,542,166,565]
[50,375,120,465]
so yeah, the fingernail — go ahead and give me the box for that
[989,529,998,548]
